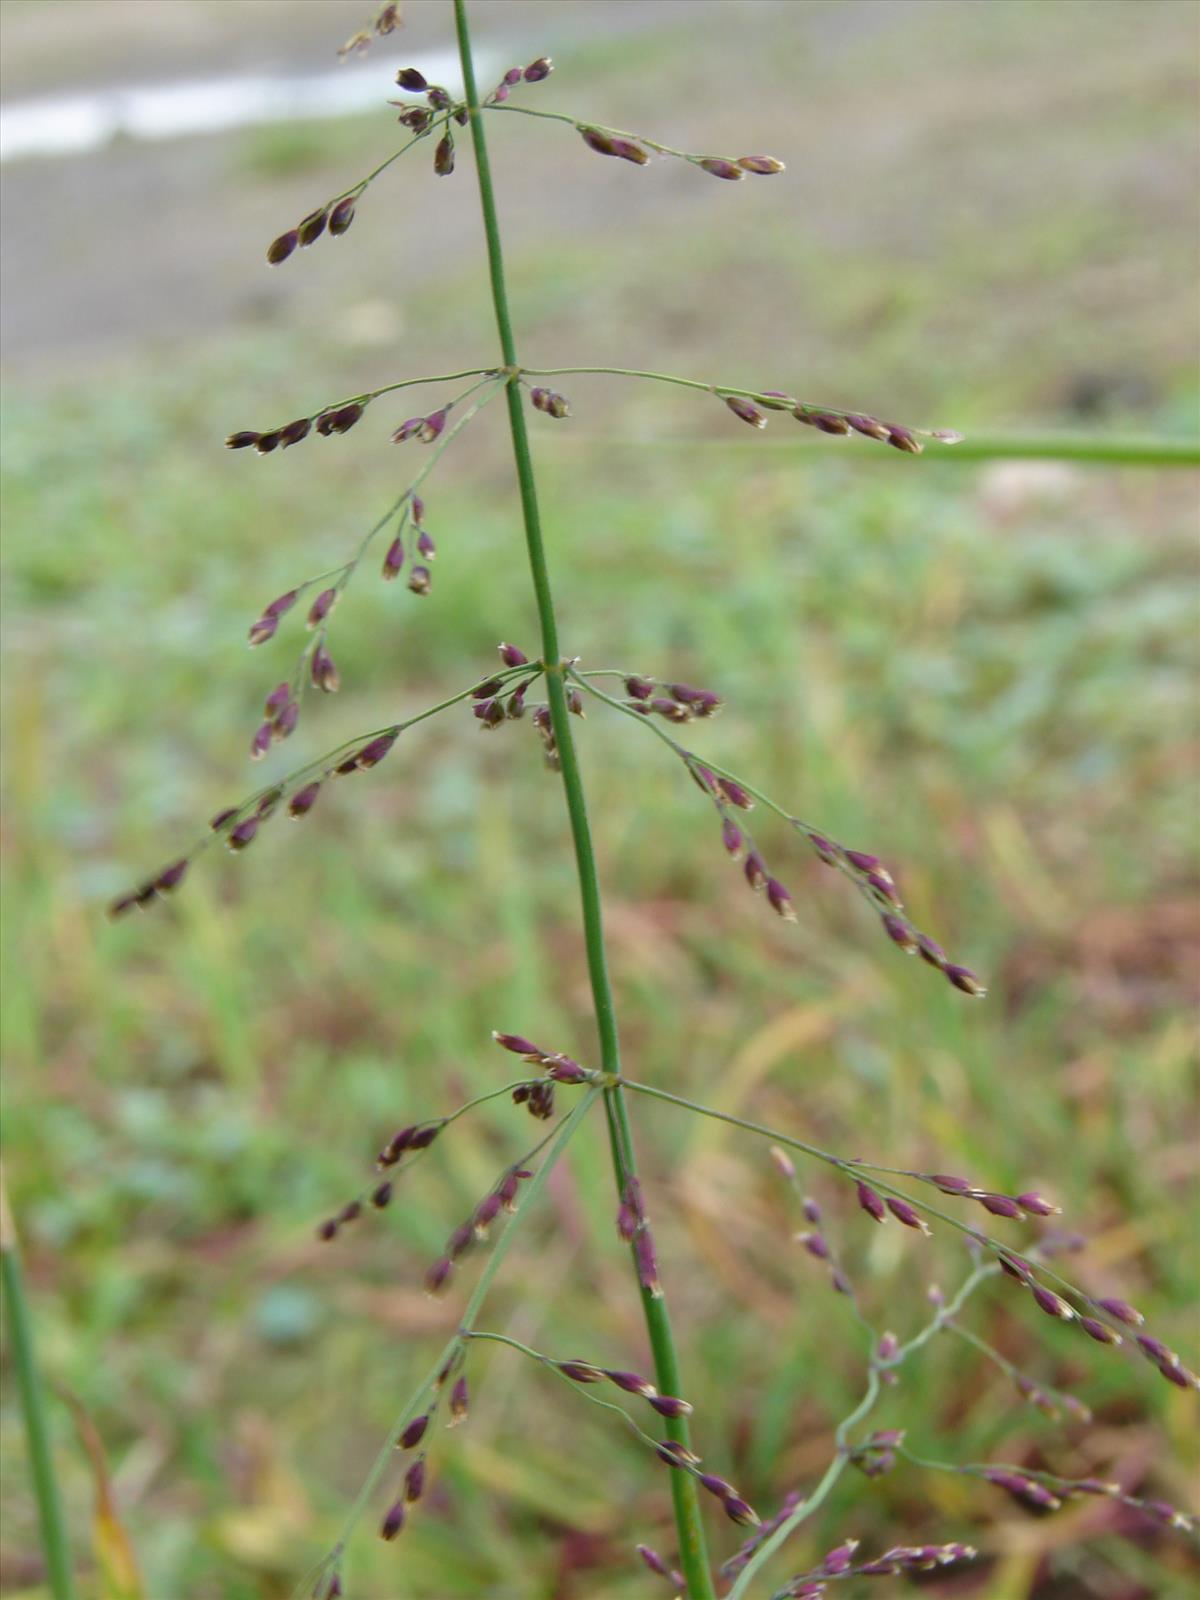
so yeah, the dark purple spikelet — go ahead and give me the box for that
[380,1499,406,1541]
[648,1393,693,1419]
[820,1539,860,1575]
[264,680,289,715]
[399,1414,429,1450]
[581,126,650,165]
[724,395,766,427]
[624,675,654,700]
[885,1197,931,1234]
[1030,1284,1075,1321]
[254,433,281,455]
[448,1375,470,1425]
[944,962,986,997]
[355,730,398,769]
[855,1180,887,1223]
[604,1368,656,1397]
[721,1496,760,1527]
[523,56,553,81]
[328,195,357,236]
[382,536,405,580]
[1078,1315,1123,1346]
[743,850,768,890]
[559,1359,604,1384]
[434,132,455,176]
[979,1192,1023,1218]
[248,614,278,647]
[498,641,528,667]
[311,644,340,693]
[699,157,746,181]
[881,913,918,953]
[408,1125,440,1151]
[927,1172,974,1195]
[983,1469,1061,1511]
[267,229,299,265]
[446,1221,475,1260]
[655,1439,700,1468]
[635,1226,662,1297]
[1096,1296,1144,1326]
[493,1031,544,1058]
[799,1231,829,1260]
[473,1193,503,1235]
[226,430,261,449]
[280,417,311,447]
[328,403,364,435]
[717,776,755,810]
[155,858,188,892]
[371,1181,393,1209]
[396,66,428,90]
[307,588,336,628]
[316,1217,339,1242]
[1015,1191,1061,1217]
[800,411,852,436]
[424,1256,453,1295]
[408,564,431,596]
[737,155,785,174]
[228,817,259,851]
[209,806,237,832]
[765,877,797,921]
[273,700,299,740]
[426,86,452,111]
[546,1056,589,1083]
[721,818,744,858]
[886,425,923,454]
[297,207,328,246]
[403,1456,426,1503]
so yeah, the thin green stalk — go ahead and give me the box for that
[1,1170,77,1600]
[725,1372,881,1600]
[453,4,715,1593]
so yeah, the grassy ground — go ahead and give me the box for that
[2,3,1198,1598]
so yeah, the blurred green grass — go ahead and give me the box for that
[3,2,1199,1597]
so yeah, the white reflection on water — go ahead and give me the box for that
[0,48,496,163]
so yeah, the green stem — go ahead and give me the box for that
[1,1171,77,1600]
[454,5,715,1595]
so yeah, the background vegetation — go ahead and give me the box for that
[2,2,1197,1596]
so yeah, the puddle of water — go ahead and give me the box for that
[0,48,495,163]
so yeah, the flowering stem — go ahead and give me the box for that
[454,4,715,1594]
[1,1172,77,1600]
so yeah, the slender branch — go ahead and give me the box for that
[486,102,695,159]
[1,1170,77,1600]
[454,5,715,1593]
[294,1087,601,1600]
[726,1372,882,1600]
[464,1330,675,1455]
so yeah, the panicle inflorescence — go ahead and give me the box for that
[715,388,961,453]
[424,1165,535,1296]
[338,1,401,59]
[125,14,1193,1597]
[774,1539,977,1596]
